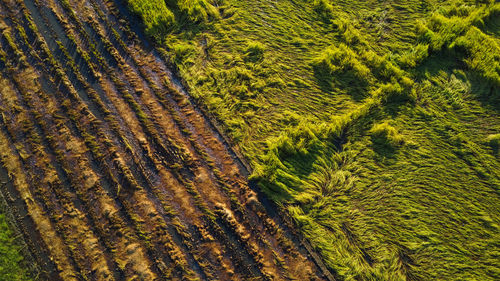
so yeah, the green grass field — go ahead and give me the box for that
[126,0,500,280]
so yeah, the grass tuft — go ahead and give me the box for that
[243,41,265,63]
[486,133,500,153]
[127,0,175,37]
[369,122,405,155]
[177,0,220,23]
[312,44,371,96]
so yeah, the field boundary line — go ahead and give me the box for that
[161,50,337,281]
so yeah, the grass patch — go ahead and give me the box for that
[312,44,371,97]
[177,0,220,23]
[486,133,500,153]
[0,214,33,281]
[127,0,175,36]
[243,41,265,63]
[369,122,405,156]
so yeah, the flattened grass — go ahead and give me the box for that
[130,0,500,280]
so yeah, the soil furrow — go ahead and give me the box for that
[0,0,333,279]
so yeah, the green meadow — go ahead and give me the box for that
[126,0,500,279]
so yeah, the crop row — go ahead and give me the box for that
[0,0,329,280]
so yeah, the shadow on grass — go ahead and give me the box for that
[312,63,370,102]
[371,135,398,158]
[415,51,500,113]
